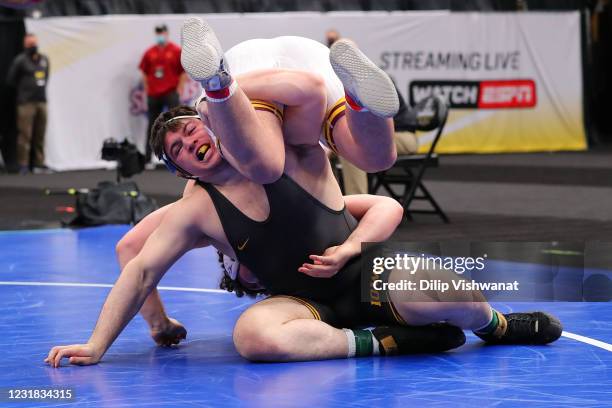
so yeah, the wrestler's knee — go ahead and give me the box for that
[381,141,398,170]
[233,322,286,361]
[115,232,140,261]
[350,136,396,173]
[369,127,397,171]
[233,310,289,361]
[304,72,327,106]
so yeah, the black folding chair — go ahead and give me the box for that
[369,95,450,223]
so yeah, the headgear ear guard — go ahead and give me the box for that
[157,115,201,179]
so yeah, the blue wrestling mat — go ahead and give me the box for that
[0,226,610,407]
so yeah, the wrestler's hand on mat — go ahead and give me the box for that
[44,343,103,368]
[150,317,187,347]
[298,242,359,278]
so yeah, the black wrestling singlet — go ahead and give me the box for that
[199,175,360,302]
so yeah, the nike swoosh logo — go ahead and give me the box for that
[238,238,249,251]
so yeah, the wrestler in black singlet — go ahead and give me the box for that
[200,175,404,327]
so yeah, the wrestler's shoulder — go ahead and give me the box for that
[158,196,215,245]
[181,183,214,208]
[172,185,217,226]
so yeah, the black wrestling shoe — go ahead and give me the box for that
[475,311,562,345]
[372,323,465,355]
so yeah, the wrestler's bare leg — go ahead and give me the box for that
[387,266,562,344]
[388,265,493,330]
[234,293,465,362]
[233,297,348,361]
[332,111,396,173]
[328,40,399,172]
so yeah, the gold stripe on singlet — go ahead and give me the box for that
[323,97,347,154]
[273,295,322,321]
[251,99,284,123]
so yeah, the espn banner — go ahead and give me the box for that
[27,11,585,170]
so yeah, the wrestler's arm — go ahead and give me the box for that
[236,69,327,147]
[115,181,194,330]
[116,204,172,324]
[115,181,198,346]
[45,200,207,367]
[299,194,403,277]
[116,203,188,346]
[197,98,285,184]
[342,194,404,247]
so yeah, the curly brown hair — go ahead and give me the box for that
[149,105,198,160]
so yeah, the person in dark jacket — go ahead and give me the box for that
[6,32,50,174]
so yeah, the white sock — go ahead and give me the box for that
[369,329,381,356]
[343,328,380,357]
[343,328,356,358]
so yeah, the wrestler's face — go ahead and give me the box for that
[163,116,223,178]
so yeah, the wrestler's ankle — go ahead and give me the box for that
[204,78,238,103]
[345,92,369,113]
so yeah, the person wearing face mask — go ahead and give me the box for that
[6,32,50,174]
[139,24,186,166]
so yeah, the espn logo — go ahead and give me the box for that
[409,80,536,109]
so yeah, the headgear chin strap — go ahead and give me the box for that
[158,115,200,179]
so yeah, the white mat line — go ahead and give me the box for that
[0,280,227,294]
[561,331,612,352]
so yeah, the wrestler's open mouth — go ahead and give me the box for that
[196,144,211,161]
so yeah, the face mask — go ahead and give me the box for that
[26,46,38,55]
[156,35,167,46]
